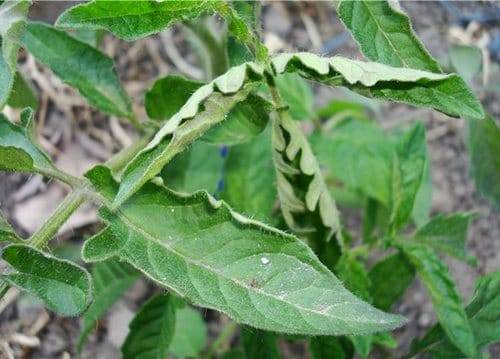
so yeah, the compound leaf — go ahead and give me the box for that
[169,304,207,358]
[410,271,500,358]
[78,259,139,351]
[122,294,176,359]
[398,242,475,357]
[272,53,483,120]
[413,213,475,263]
[0,0,30,108]
[83,166,404,336]
[0,244,92,316]
[21,22,133,119]
[468,116,500,209]
[337,0,442,72]
[272,114,342,244]
[56,0,216,41]
[114,62,265,207]
[0,108,58,176]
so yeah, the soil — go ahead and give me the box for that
[0,1,498,358]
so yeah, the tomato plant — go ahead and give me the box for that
[0,1,498,358]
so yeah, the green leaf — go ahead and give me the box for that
[145,75,204,121]
[0,244,92,316]
[411,153,432,227]
[56,0,216,41]
[398,242,475,357]
[0,209,21,243]
[202,93,272,146]
[21,22,133,119]
[122,294,176,359]
[468,116,500,209]
[221,126,276,222]
[161,141,224,195]
[114,62,265,207]
[7,72,38,110]
[310,337,351,359]
[369,252,415,311]
[272,114,342,244]
[337,0,442,72]
[410,271,500,358]
[78,259,139,351]
[389,122,427,233]
[0,0,30,108]
[449,45,482,83]
[311,119,393,205]
[0,108,57,175]
[272,53,484,120]
[335,254,371,302]
[241,328,280,359]
[83,166,404,336]
[274,73,314,121]
[146,75,271,145]
[413,213,475,263]
[169,304,207,358]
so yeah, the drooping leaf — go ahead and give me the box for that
[145,75,204,121]
[0,209,21,243]
[56,0,216,41]
[122,294,176,359]
[413,213,475,263]
[169,304,207,358]
[410,271,500,358]
[274,73,314,121]
[389,122,427,234]
[114,62,265,207]
[7,72,38,110]
[0,244,92,316]
[311,119,394,205]
[0,109,58,176]
[0,0,30,108]
[227,0,261,67]
[337,0,442,72]
[411,153,432,227]
[221,126,276,222]
[241,328,280,359]
[310,336,351,359]
[272,113,342,245]
[468,116,500,209]
[369,252,415,311]
[202,93,272,146]
[271,53,483,120]
[21,22,133,119]
[78,259,139,351]
[398,242,475,358]
[83,166,404,336]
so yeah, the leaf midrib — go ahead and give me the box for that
[113,205,390,328]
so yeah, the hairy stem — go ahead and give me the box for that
[0,135,150,301]
[204,321,238,358]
